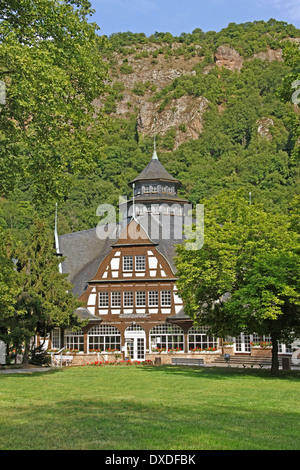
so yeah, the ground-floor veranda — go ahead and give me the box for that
[47,321,292,364]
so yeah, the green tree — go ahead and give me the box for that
[175,191,300,374]
[0,228,17,357]
[0,0,108,202]
[8,218,83,363]
[278,43,300,163]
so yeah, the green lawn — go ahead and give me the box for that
[0,365,299,450]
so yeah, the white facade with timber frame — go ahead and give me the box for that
[51,149,293,365]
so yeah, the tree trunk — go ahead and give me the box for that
[14,343,17,365]
[22,340,30,364]
[271,332,279,375]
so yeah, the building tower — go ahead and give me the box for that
[55,147,215,363]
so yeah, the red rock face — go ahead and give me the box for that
[215,45,244,71]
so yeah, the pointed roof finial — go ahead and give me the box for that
[152,117,158,159]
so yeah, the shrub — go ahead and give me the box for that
[120,63,133,74]
[29,348,51,366]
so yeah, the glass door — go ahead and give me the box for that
[234,334,251,353]
[125,325,146,361]
[136,338,145,360]
[126,339,134,360]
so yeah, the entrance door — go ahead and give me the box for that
[235,334,251,353]
[125,325,146,361]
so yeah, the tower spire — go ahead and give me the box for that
[132,183,136,220]
[152,117,158,160]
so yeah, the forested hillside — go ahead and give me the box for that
[1,19,299,238]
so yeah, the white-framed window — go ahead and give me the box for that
[124,291,134,307]
[161,290,171,306]
[136,291,146,307]
[135,255,146,271]
[278,342,292,353]
[144,185,149,193]
[148,290,159,306]
[88,325,121,352]
[64,329,84,351]
[99,291,109,307]
[150,324,184,352]
[123,256,133,271]
[188,326,218,351]
[111,291,121,307]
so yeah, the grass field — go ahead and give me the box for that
[0,365,299,450]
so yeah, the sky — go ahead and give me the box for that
[89,0,300,37]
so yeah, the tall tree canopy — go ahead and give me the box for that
[0,218,83,363]
[0,0,108,201]
[0,228,16,342]
[278,42,300,163]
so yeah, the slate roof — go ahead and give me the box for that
[74,307,101,321]
[59,223,118,297]
[129,157,180,185]
[167,307,193,322]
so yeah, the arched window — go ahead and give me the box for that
[126,324,144,332]
[188,326,218,351]
[150,324,184,352]
[88,325,121,352]
[64,329,84,352]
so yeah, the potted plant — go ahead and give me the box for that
[250,341,272,357]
